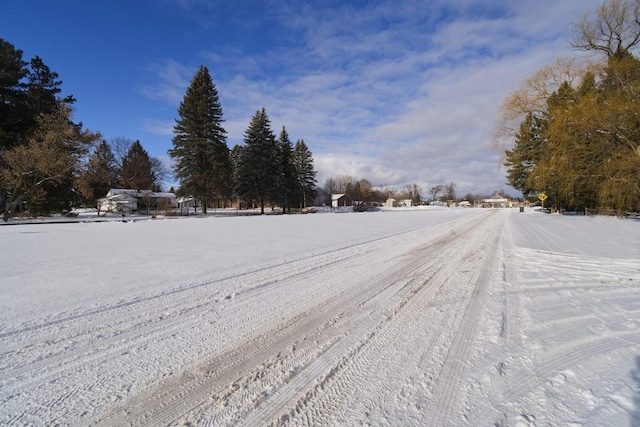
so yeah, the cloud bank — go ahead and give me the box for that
[142,0,603,196]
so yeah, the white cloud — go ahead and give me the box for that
[140,59,193,104]
[142,0,607,196]
[139,118,174,136]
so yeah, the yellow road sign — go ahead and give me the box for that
[538,193,548,201]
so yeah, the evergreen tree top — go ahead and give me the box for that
[173,65,226,144]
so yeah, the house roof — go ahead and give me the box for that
[176,196,195,203]
[331,193,354,199]
[106,189,176,199]
[483,193,509,204]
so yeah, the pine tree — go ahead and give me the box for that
[169,65,231,214]
[121,141,155,191]
[277,127,297,213]
[235,108,279,214]
[26,56,66,117]
[0,41,71,151]
[0,38,30,150]
[504,113,547,197]
[292,139,317,208]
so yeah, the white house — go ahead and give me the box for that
[98,189,176,215]
[331,194,353,208]
[482,193,509,208]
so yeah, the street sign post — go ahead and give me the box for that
[538,193,548,210]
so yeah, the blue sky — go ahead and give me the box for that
[1,0,602,196]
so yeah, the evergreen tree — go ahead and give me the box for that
[121,140,155,191]
[26,56,70,117]
[0,40,70,150]
[0,38,30,150]
[235,108,279,214]
[169,65,231,214]
[229,144,244,206]
[277,127,297,213]
[77,140,118,206]
[504,113,547,196]
[292,139,317,208]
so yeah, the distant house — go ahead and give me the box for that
[482,193,509,208]
[176,196,198,214]
[98,189,176,215]
[400,199,413,207]
[385,198,397,208]
[458,200,472,207]
[331,193,353,208]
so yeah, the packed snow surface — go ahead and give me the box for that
[1,208,640,426]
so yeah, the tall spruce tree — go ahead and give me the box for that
[235,108,279,214]
[0,40,68,150]
[121,140,156,191]
[504,113,547,197]
[26,56,66,117]
[169,65,231,214]
[0,39,29,150]
[277,127,297,213]
[292,139,317,208]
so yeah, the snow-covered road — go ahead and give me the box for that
[1,209,639,426]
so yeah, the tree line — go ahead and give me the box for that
[0,39,317,220]
[0,38,170,220]
[321,175,466,208]
[496,0,640,214]
[169,65,317,215]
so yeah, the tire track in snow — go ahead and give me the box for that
[1,222,428,382]
[473,330,640,425]
[234,210,502,426]
[6,218,464,426]
[424,212,505,426]
[87,211,497,426]
[0,215,464,340]
[465,214,640,426]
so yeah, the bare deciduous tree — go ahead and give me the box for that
[403,183,422,205]
[429,184,443,202]
[323,175,358,194]
[492,58,596,153]
[572,0,640,58]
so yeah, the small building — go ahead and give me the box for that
[98,189,176,215]
[176,196,198,215]
[482,193,509,208]
[385,198,397,208]
[331,193,353,208]
[400,199,413,207]
[97,191,137,215]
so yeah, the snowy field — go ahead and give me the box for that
[1,208,639,426]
